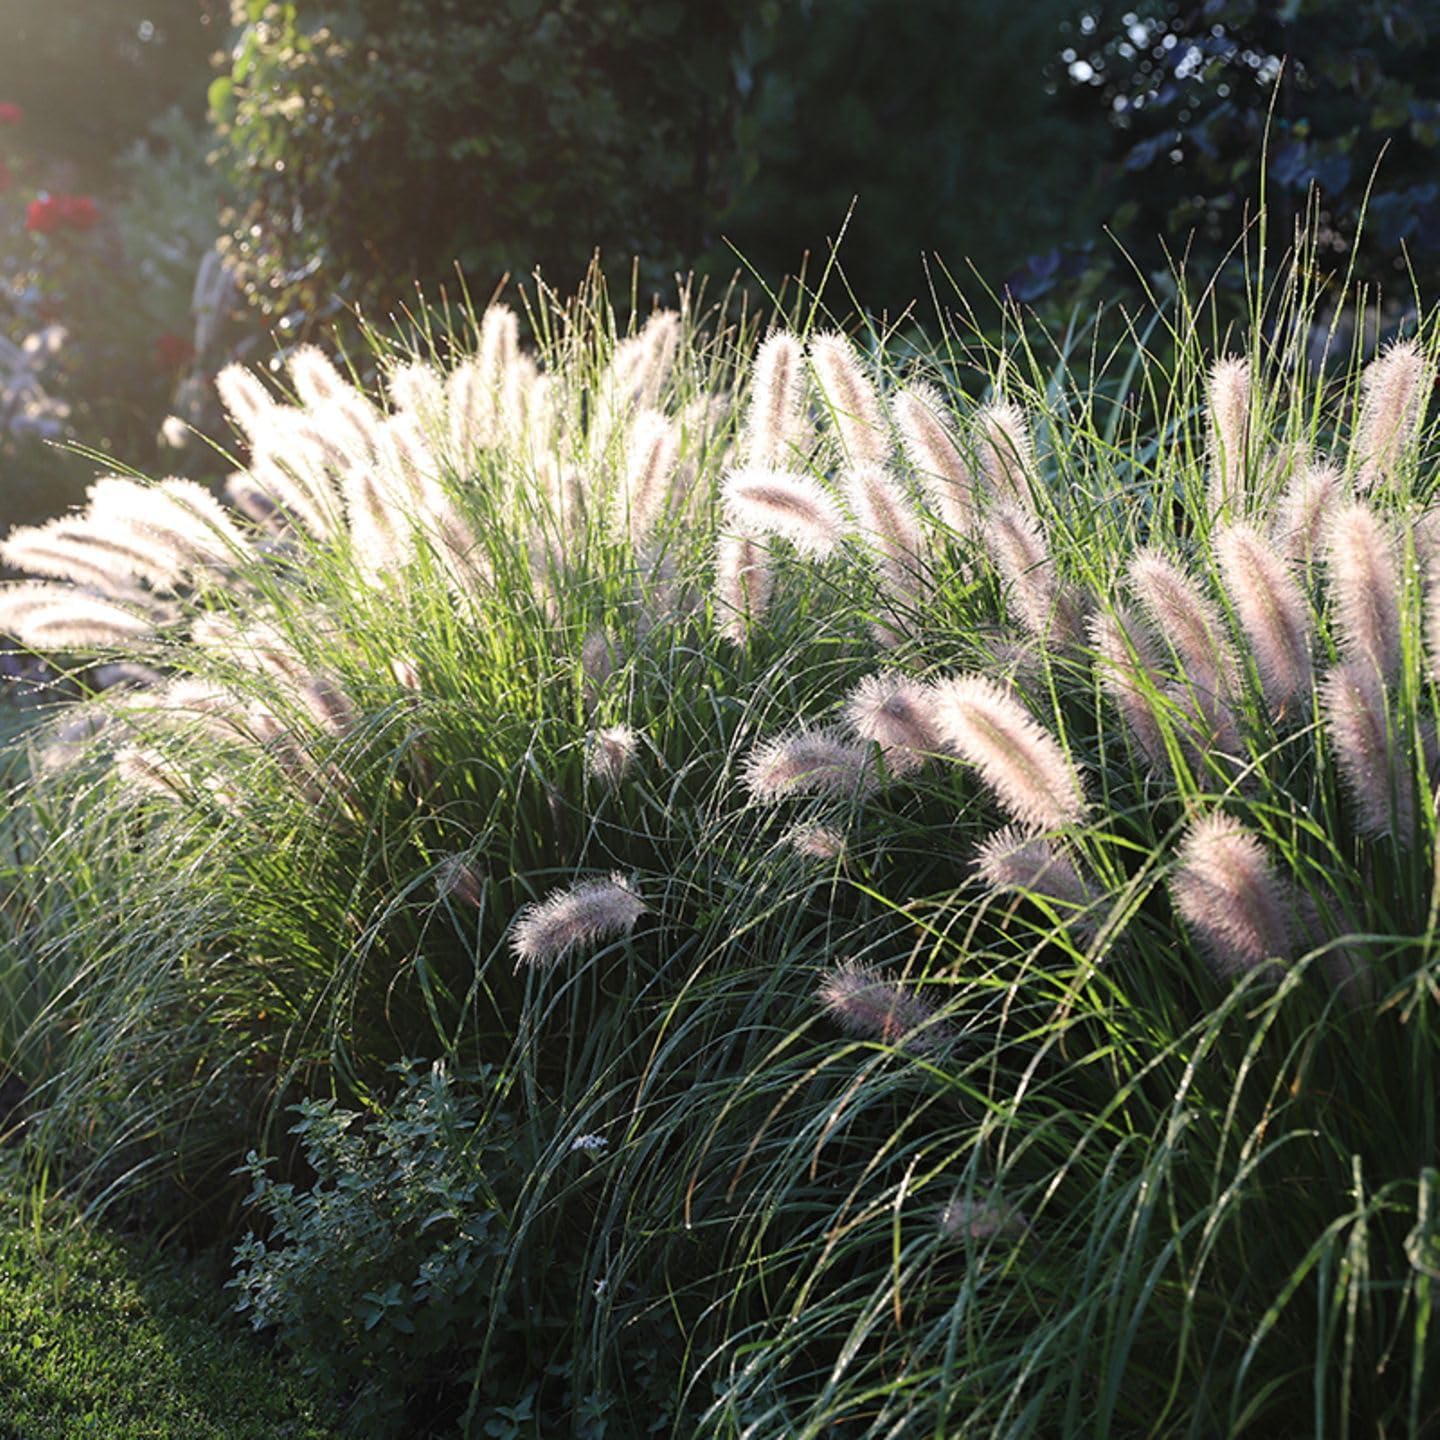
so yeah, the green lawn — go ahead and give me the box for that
[0,1175,336,1440]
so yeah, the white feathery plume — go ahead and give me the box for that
[1127,547,1238,702]
[446,357,495,460]
[1353,338,1433,493]
[816,961,949,1053]
[115,743,192,801]
[0,583,160,650]
[510,873,646,967]
[808,332,889,465]
[714,534,773,643]
[1414,508,1440,581]
[1206,356,1251,516]
[1214,522,1313,715]
[743,332,810,468]
[975,398,1036,508]
[388,360,446,424]
[984,502,1084,647]
[588,724,640,788]
[342,467,416,582]
[1326,501,1401,681]
[634,309,681,410]
[845,461,926,602]
[618,409,681,543]
[939,1189,1026,1242]
[974,825,1094,932]
[893,382,979,537]
[842,672,946,775]
[224,473,284,533]
[1087,607,1168,768]
[214,363,274,445]
[34,707,112,775]
[743,728,875,803]
[436,854,486,910]
[1272,461,1342,564]
[89,476,255,571]
[784,821,846,862]
[722,467,845,558]
[0,520,173,596]
[931,673,1088,832]
[581,629,616,706]
[1322,659,1414,840]
[1171,812,1290,978]
[287,344,356,409]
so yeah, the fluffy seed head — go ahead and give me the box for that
[931,673,1088,831]
[722,468,845,558]
[714,534,773,644]
[984,502,1083,647]
[784,822,846,861]
[1207,356,1251,516]
[588,724,640,788]
[1128,547,1237,700]
[845,461,926,609]
[743,729,874,803]
[893,382,978,536]
[618,410,681,543]
[939,1189,1026,1241]
[843,672,945,775]
[1322,659,1414,840]
[1326,501,1401,681]
[816,962,947,1052]
[510,874,646,967]
[1087,607,1168,769]
[1214,522,1313,715]
[1171,812,1291,978]
[1272,462,1342,564]
[1354,338,1433,493]
[808,332,889,465]
[974,825,1093,929]
[975,399,1036,508]
[0,583,159,650]
[743,332,810,468]
[214,364,273,444]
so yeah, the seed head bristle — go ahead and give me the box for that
[975,398,1036,508]
[714,534,774,643]
[1087,607,1168,769]
[893,382,978,537]
[510,873,646,967]
[931,673,1087,832]
[1354,338,1433,493]
[816,961,947,1052]
[588,724,640,788]
[743,332,810,469]
[1207,356,1252,516]
[722,467,845,559]
[808,332,889,465]
[984,503,1084,647]
[1326,501,1401,681]
[1128,547,1237,701]
[974,825,1093,930]
[1171,812,1291,978]
[1272,462,1342,564]
[743,729,875,803]
[1214,522,1313,715]
[842,672,945,775]
[1321,659,1414,840]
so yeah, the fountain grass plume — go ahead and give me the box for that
[1088,606,1168,769]
[845,461,924,596]
[893,381,978,537]
[1326,500,1402,681]
[1128,547,1238,702]
[808,331,889,466]
[1321,659,1415,840]
[588,724,640,788]
[984,502,1084,647]
[932,673,1088,832]
[1353,337,1432,493]
[974,825,1094,931]
[1214,522,1313,715]
[743,728,875,803]
[1272,461,1342,564]
[975,398,1036,508]
[722,468,845,558]
[816,961,948,1053]
[509,873,646,967]
[1170,812,1291,978]
[714,534,773,644]
[1207,356,1251,517]
[743,332,809,469]
[842,672,946,775]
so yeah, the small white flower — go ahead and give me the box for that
[569,1133,609,1154]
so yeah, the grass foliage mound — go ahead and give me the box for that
[2,250,1440,1435]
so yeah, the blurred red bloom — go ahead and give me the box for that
[58,194,98,230]
[0,103,21,126]
[26,196,61,233]
[25,193,100,234]
[154,332,195,371]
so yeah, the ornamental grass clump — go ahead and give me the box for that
[3,247,1440,1436]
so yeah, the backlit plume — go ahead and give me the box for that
[1207,356,1251,516]
[843,672,945,775]
[808,332,889,465]
[743,729,874,803]
[722,468,845,558]
[743,332,810,469]
[816,962,948,1053]
[1353,338,1433,493]
[510,874,646,967]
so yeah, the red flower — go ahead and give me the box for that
[26,196,61,234]
[154,332,195,371]
[0,103,22,126]
[58,194,98,230]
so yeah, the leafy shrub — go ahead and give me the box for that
[230,1063,517,1435]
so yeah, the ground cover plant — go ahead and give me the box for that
[2,235,1439,1435]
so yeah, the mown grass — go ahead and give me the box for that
[0,1169,336,1439]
